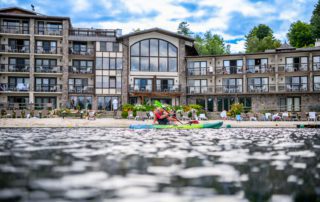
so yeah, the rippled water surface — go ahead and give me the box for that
[0,128,319,202]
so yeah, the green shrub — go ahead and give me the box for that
[229,103,244,117]
[134,104,146,111]
[21,110,25,118]
[122,104,134,112]
[121,111,128,118]
[188,104,203,111]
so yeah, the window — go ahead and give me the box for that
[8,77,29,90]
[35,97,56,110]
[279,97,301,112]
[36,40,57,53]
[223,78,243,93]
[223,60,243,74]
[217,97,235,111]
[246,59,268,73]
[247,77,269,92]
[130,39,178,72]
[187,61,207,75]
[134,79,152,91]
[69,78,88,92]
[9,58,29,70]
[239,97,252,112]
[156,79,174,91]
[109,77,116,88]
[187,79,207,93]
[69,96,92,110]
[100,42,120,52]
[98,96,119,110]
[95,76,118,89]
[35,78,56,91]
[313,56,320,71]
[286,57,308,71]
[207,97,214,112]
[35,59,57,72]
[72,60,93,72]
[8,96,29,109]
[196,98,205,110]
[314,76,320,91]
[96,57,122,70]
[286,76,308,91]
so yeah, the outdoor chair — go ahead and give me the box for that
[257,113,265,121]
[282,112,289,121]
[290,113,299,121]
[236,114,242,121]
[199,113,208,120]
[88,111,96,120]
[127,111,134,119]
[15,110,22,118]
[42,110,49,118]
[300,112,308,121]
[265,113,272,121]
[135,111,148,121]
[182,112,190,121]
[220,110,227,120]
[33,110,41,118]
[114,111,122,119]
[308,112,317,122]
[5,110,13,118]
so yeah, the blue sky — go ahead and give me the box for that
[0,0,317,52]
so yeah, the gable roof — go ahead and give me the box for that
[118,27,194,42]
[0,7,41,15]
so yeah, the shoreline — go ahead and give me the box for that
[0,118,319,128]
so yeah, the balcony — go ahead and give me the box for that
[69,85,94,94]
[278,63,308,72]
[35,66,62,73]
[313,63,320,71]
[247,84,270,93]
[69,28,117,37]
[69,47,94,56]
[246,65,275,74]
[35,27,63,36]
[187,68,212,76]
[35,46,61,54]
[215,85,243,93]
[314,83,320,91]
[35,84,62,92]
[129,84,181,94]
[0,44,30,53]
[216,66,244,74]
[278,83,308,92]
[0,25,29,34]
[69,66,93,74]
[0,64,29,72]
[187,86,214,94]
[0,83,29,92]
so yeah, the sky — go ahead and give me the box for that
[0,0,317,52]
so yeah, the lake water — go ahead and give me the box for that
[0,128,319,202]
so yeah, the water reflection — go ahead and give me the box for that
[0,128,319,202]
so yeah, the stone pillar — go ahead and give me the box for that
[309,52,313,92]
[61,20,69,108]
[275,54,279,92]
[179,39,187,105]
[242,56,246,93]
[29,18,35,108]
[213,97,218,112]
[121,38,129,104]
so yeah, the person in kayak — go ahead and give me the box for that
[153,107,176,125]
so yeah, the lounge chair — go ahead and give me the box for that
[114,111,122,119]
[220,110,227,120]
[5,110,13,118]
[135,111,147,121]
[88,111,96,120]
[199,113,208,120]
[182,112,190,121]
[265,113,272,121]
[42,109,49,118]
[282,112,289,121]
[308,112,317,122]
[15,110,22,118]
[127,111,134,119]
[300,112,308,121]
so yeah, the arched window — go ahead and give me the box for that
[130,39,178,72]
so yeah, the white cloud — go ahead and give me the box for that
[228,40,246,53]
[72,0,91,12]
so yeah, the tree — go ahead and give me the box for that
[245,24,281,53]
[132,28,141,32]
[194,31,228,55]
[310,0,320,40]
[177,21,192,36]
[287,21,315,47]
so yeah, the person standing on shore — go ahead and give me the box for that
[112,99,118,118]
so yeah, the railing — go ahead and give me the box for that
[69,66,94,74]
[0,64,29,72]
[35,27,63,35]
[216,66,244,74]
[278,83,308,92]
[35,66,62,73]
[129,85,181,93]
[35,84,62,92]
[0,83,29,92]
[0,25,29,34]
[246,65,274,74]
[314,83,320,91]
[0,102,56,110]
[34,103,56,110]
[247,84,269,93]
[69,47,95,56]
[0,44,30,53]
[313,62,320,71]
[69,28,117,37]
[187,68,211,76]
[278,63,308,72]
[35,46,61,54]
[215,85,243,93]
[187,86,214,94]
[69,85,94,94]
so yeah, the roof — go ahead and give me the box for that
[118,27,194,42]
[276,41,295,50]
[0,7,70,20]
[0,7,42,15]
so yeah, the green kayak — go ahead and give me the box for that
[129,121,223,129]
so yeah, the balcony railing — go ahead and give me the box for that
[216,66,244,74]
[35,27,63,36]
[69,47,94,56]
[0,44,30,53]
[0,83,29,92]
[35,46,61,54]
[35,66,62,73]
[0,64,29,72]
[246,65,275,74]
[187,68,211,76]
[69,85,94,94]
[314,83,320,91]
[313,62,320,71]
[129,85,181,93]
[247,84,270,93]
[69,66,93,74]
[215,85,243,93]
[187,86,214,94]
[278,63,308,72]
[69,28,117,37]
[0,25,29,34]
[35,84,62,92]
[278,83,308,92]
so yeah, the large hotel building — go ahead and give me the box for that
[0,7,319,114]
